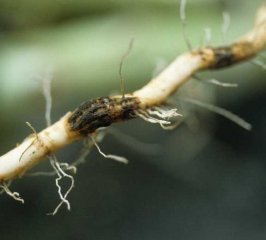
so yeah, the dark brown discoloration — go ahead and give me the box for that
[197,46,235,69]
[68,96,140,135]
[211,46,235,69]
[205,42,254,69]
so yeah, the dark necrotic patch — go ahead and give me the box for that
[68,97,140,135]
[212,46,234,69]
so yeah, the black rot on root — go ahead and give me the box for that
[211,46,235,69]
[68,96,140,135]
[203,42,255,69]
[211,43,255,69]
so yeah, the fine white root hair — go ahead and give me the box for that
[134,109,171,125]
[258,54,266,61]
[0,181,24,204]
[106,128,161,155]
[0,180,12,195]
[67,131,107,167]
[158,117,183,130]
[19,121,41,162]
[152,58,168,78]
[25,164,77,177]
[176,97,252,131]
[222,11,231,44]
[25,146,89,177]
[204,27,212,46]
[203,78,238,88]
[26,170,58,177]
[66,140,93,169]
[43,69,75,215]
[193,75,238,88]
[89,134,129,164]
[47,154,75,216]
[180,0,192,51]
[134,107,182,130]
[119,38,134,100]
[147,107,182,120]
[27,145,90,177]
[26,130,106,177]
[42,68,53,127]
[250,58,266,70]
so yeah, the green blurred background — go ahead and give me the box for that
[0,0,266,239]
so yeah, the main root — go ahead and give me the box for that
[0,3,265,214]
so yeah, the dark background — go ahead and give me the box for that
[0,0,266,239]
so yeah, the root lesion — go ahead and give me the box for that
[1,2,263,215]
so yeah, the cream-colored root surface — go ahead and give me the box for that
[133,4,266,108]
[0,4,266,185]
[0,113,79,182]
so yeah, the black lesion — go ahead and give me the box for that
[212,46,235,69]
[68,96,140,135]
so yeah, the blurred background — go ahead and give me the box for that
[0,0,266,239]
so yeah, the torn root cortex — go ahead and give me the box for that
[68,96,140,135]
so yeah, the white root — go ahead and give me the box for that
[147,107,182,119]
[26,130,104,177]
[203,78,238,88]
[135,107,182,130]
[19,122,41,162]
[65,139,93,169]
[0,4,265,204]
[0,181,24,204]
[89,134,129,164]
[204,27,212,46]
[222,11,231,44]
[47,154,75,216]
[0,180,12,195]
[106,128,161,155]
[158,118,183,130]
[180,0,192,51]
[134,110,171,125]
[42,69,53,127]
[250,58,266,70]
[176,97,252,131]
[193,75,238,88]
